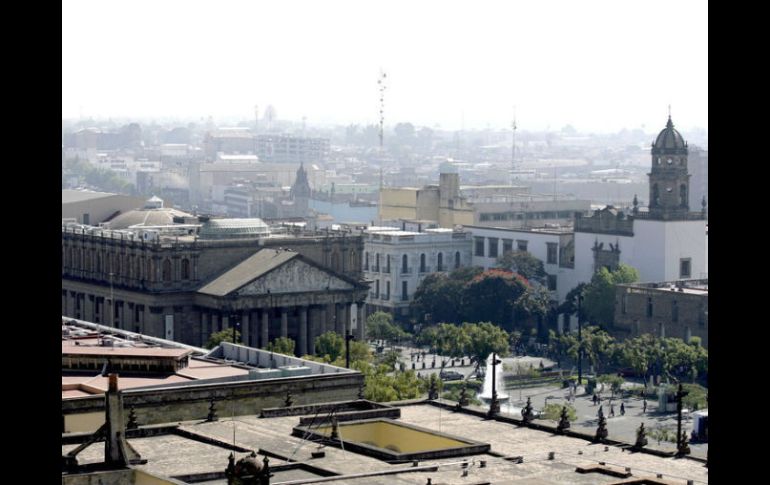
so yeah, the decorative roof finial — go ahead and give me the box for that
[666,105,673,129]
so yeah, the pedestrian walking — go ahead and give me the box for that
[598,405,604,418]
[642,399,647,413]
[610,404,615,417]
[620,403,625,416]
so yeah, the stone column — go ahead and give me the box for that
[211,313,220,333]
[242,311,251,347]
[84,295,94,323]
[335,303,345,335]
[121,301,130,330]
[357,302,366,341]
[325,304,334,335]
[309,306,320,355]
[298,306,308,356]
[281,308,288,338]
[68,291,76,317]
[261,310,269,348]
[200,311,208,347]
[221,314,230,331]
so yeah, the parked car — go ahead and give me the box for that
[440,370,464,381]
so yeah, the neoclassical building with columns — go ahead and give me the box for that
[62,206,369,356]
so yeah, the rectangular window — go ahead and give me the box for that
[488,238,498,258]
[517,240,528,252]
[546,243,558,264]
[402,281,408,301]
[475,237,485,257]
[547,274,557,291]
[502,239,513,253]
[82,213,90,225]
[385,281,390,300]
[680,258,691,278]
[375,280,380,298]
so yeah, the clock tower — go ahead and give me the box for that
[648,115,691,220]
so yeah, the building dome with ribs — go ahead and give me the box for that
[652,116,687,155]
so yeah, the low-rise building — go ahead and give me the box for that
[363,227,472,319]
[613,279,708,347]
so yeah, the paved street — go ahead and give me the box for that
[386,345,707,459]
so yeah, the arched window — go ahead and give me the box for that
[386,255,391,273]
[181,258,191,280]
[652,184,660,206]
[332,252,339,270]
[364,252,369,270]
[680,184,687,207]
[437,253,443,271]
[162,259,172,282]
[402,254,408,273]
[350,250,357,270]
[96,252,102,274]
[375,253,380,272]
[455,251,461,269]
[420,254,426,272]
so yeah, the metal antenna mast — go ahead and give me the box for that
[511,107,517,186]
[378,70,387,190]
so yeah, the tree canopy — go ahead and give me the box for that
[266,337,295,356]
[204,329,241,350]
[581,264,639,326]
[496,250,547,284]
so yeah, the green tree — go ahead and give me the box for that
[314,331,345,362]
[366,311,409,345]
[542,403,578,422]
[411,267,481,324]
[496,250,547,284]
[266,337,295,356]
[205,329,241,349]
[460,269,529,327]
[464,322,510,367]
[582,264,639,326]
[597,374,624,397]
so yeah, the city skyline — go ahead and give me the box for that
[62,0,707,132]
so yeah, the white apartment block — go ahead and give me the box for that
[363,227,472,319]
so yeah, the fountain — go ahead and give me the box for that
[478,354,509,402]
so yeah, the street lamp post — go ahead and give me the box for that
[345,333,355,369]
[488,353,502,418]
[577,294,583,386]
[675,382,689,454]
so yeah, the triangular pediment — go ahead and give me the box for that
[235,258,354,296]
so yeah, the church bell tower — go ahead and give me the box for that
[648,115,691,220]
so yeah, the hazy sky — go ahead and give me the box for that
[62,0,707,132]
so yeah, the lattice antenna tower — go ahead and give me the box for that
[378,70,387,190]
[511,107,518,186]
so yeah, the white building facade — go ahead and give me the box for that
[363,227,473,319]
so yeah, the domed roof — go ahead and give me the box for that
[105,207,195,230]
[198,218,270,239]
[652,116,687,153]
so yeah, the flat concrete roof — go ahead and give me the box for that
[62,403,708,484]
